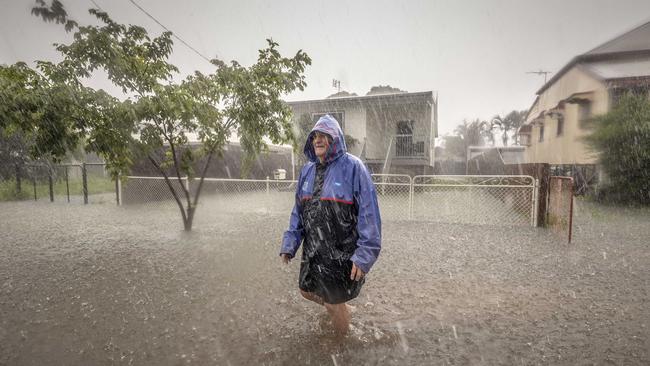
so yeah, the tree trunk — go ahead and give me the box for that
[184,206,195,231]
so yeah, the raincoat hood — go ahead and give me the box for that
[303,115,347,163]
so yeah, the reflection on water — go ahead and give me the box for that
[0,199,649,365]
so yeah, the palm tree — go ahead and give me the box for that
[480,119,498,146]
[453,119,485,159]
[492,110,527,146]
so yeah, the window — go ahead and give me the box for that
[578,102,591,128]
[395,120,424,157]
[556,115,564,136]
[312,111,345,130]
[538,124,544,142]
[396,120,414,135]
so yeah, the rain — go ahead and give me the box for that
[1,0,650,365]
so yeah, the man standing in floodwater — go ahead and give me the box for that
[280,114,382,335]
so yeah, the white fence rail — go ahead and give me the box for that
[121,174,538,226]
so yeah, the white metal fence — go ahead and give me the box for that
[411,175,537,226]
[120,174,538,226]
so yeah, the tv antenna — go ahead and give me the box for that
[332,79,341,93]
[526,70,551,84]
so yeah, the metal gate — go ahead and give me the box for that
[411,175,538,226]
[372,174,413,221]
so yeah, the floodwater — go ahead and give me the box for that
[0,197,649,365]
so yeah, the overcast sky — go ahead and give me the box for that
[2,0,650,136]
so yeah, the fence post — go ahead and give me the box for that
[115,174,121,206]
[32,172,37,201]
[82,163,88,204]
[532,178,539,227]
[15,164,22,194]
[266,176,270,195]
[409,176,414,220]
[65,166,70,203]
[48,167,54,202]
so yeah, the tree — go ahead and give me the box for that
[366,85,406,95]
[0,129,31,196]
[0,62,104,161]
[480,120,497,146]
[448,119,486,161]
[492,110,527,146]
[585,92,650,204]
[29,1,311,230]
[455,119,485,144]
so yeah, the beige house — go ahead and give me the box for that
[519,21,650,166]
[287,91,438,176]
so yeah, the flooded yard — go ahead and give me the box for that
[0,198,648,365]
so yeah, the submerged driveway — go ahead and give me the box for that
[0,199,648,365]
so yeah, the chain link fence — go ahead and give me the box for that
[120,177,297,216]
[412,175,537,226]
[121,174,538,227]
[372,174,412,220]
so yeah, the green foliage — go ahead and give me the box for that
[586,92,650,204]
[31,0,78,32]
[14,1,311,230]
[0,175,114,202]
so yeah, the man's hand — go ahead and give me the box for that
[350,263,365,281]
[280,253,292,264]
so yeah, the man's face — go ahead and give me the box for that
[312,131,331,160]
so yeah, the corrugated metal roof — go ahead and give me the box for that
[585,21,650,55]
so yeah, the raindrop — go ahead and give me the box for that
[330,354,338,366]
[396,321,409,353]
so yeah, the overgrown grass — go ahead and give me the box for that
[0,176,115,201]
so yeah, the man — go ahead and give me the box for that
[280,114,382,335]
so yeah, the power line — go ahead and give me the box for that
[89,0,102,10]
[126,0,213,64]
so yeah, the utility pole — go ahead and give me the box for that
[526,70,551,84]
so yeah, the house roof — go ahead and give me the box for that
[286,91,434,106]
[585,21,650,55]
[537,20,650,95]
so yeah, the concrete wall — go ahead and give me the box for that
[364,101,431,161]
[289,93,435,168]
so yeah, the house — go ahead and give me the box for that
[287,90,438,176]
[519,21,650,169]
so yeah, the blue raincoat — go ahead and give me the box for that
[280,115,382,303]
